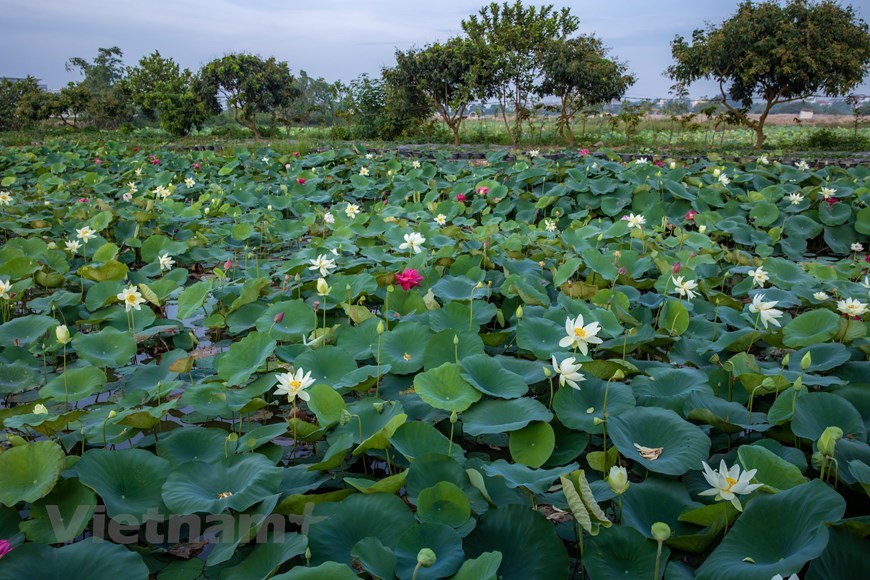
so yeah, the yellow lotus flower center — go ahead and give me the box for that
[126,294,137,304]
[724,476,738,491]
[403,353,412,361]
[574,327,587,339]
[217,491,233,499]
[290,380,301,389]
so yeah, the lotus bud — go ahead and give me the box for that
[316,277,331,296]
[699,225,707,233]
[226,433,239,442]
[450,411,458,424]
[672,262,681,274]
[108,410,117,419]
[55,324,71,345]
[817,426,843,457]
[417,548,437,568]
[453,334,459,345]
[516,305,524,319]
[387,285,394,293]
[267,205,273,211]
[33,403,48,415]
[612,369,625,380]
[597,233,604,241]
[782,354,790,368]
[543,366,552,378]
[475,281,484,289]
[593,417,605,426]
[377,321,385,335]
[274,312,285,324]
[607,465,629,494]
[373,402,385,414]
[651,522,671,542]
[792,375,803,392]
[800,352,812,371]
[294,274,301,283]
[709,353,720,364]
[339,409,353,426]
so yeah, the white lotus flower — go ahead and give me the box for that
[796,160,810,171]
[757,155,769,165]
[434,213,447,226]
[749,293,783,328]
[713,168,721,177]
[411,160,421,169]
[184,177,196,188]
[625,213,646,229]
[158,253,175,271]
[0,279,11,300]
[33,403,48,415]
[65,239,81,254]
[76,226,96,243]
[359,167,370,176]
[544,219,557,232]
[813,292,829,301]
[309,254,337,277]
[608,465,629,494]
[324,212,335,224]
[274,368,314,402]
[528,149,539,158]
[837,298,868,317]
[558,314,603,355]
[699,459,763,511]
[399,232,426,254]
[820,186,836,199]
[117,285,146,312]
[345,203,360,219]
[787,192,804,205]
[551,355,584,390]
[851,242,863,252]
[0,191,13,205]
[127,182,137,193]
[770,574,799,580]
[122,191,133,202]
[671,276,699,301]
[718,173,731,186]
[748,267,769,288]
[365,153,374,160]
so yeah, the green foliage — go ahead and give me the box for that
[0,77,51,131]
[669,0,870,148]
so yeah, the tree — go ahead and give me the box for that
[346,73,430,140]
[124,51,211,136]
[280,70,342,126]
[388,38,494,145]
[64,46,132,128]
[462,0,578,145]
[198,53,299,139]
[668,0,870,149]
[0,77,50,130]
[538,36,635,146]
[48,82,91,128]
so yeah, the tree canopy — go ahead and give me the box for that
[668,0,870,148]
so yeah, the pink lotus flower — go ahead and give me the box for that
[618,267,627,275]
[684,210,697,221]
[825,197,837,207]
[151,157,160,165]
[654,160,663,167]
[579,149,590,156]
[297,177,306,185]
[293,151,300,158]
[456,193,467,202]
[477,186,489,196]
[673,261,681,274]
[133,147,139,152]
[395,268,423,290]
[193,162,200,170]
[0,539,12,558]
[224,259,232,270]
[94,157,102,165]
[77,197,89,203]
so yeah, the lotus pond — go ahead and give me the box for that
[0,143,868,579]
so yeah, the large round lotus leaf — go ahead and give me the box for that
[782,309,840,348]
[696,480,846,580]
[0,441,65,506]
[608,407,711,476]
[395,523,465,580]
[462,398,552,436]
[509,421,555,468]
[405,453,469,501]
[254,299,315,339]
[464,504,569,580]
[71,326,137,368]
[481,459,579,495]
[75,448,170,523]
[632,368,712,414]
[787,343,851,373]
[162,454,283,514]
[414,362,481,412]
[516,316,566,360]
[0,314,55,347]
[737,445,807,491]
[351,537,397,580]
[0,361,39,394]
[423,329,485,369]
[0,539,149,580]
[380,322,430,374]
[39,365,106,402]
[216,331,277,386]
[453,551,503,580]
[226,302,267,334]
[806,526,870,580]
[156,426,233,464]
[272,562,359,580]
[390,421,463,462]
[417,481,472,527]
[218,532,308,580]
[460,353,528,398]
[293,346,359,389]
[430,300,497,331]
[620,478,704,541]
[792,392,866,443]
[308,492,415,566]
[553,378,635,434]
[585,525,667,579]
[685,393,768,434]
[19,477,96,543]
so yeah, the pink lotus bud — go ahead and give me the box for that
[224,259,232,270]
[456,193,466,202]
[672,262,681,274]
[579,149,590,156]
[193,162,200,170]
[297,177,306,185]
[94,158,102,165]
[293,151,300,157]
[274,312,284,324]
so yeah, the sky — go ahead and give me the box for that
[1,0,868,99]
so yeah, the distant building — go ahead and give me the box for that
[0,76,48,91]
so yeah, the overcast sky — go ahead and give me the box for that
[2,0,868,99]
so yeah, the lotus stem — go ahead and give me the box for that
[653,539,664,580]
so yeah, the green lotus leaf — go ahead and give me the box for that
[75,448,170,523]
[255,299,316,340]
[216,330,276,386]
[608,407,711,476]
[782,309,840,348]
[453,551,503,580]
[460,353,529,399]
[0,361,39,394]
[416,481,471,527]
[509,421,555,468]
[805,526,870,580]
[156,426,235,464]
[176,278,213,320]
[390,421,464,462]
[19,477,96,543]
[737,444,807,491]
[294,346,359,390]
[272,562,359,580]
[696,480,846,580]
[161,453,283,514]
[0,539,149,580]
[584,525,668,580]
[351,537,397,580]
[0,441,65,506]
[462,398,552,436]
[516,316,566,360]
[218,532,308,580]
[423,329,485,369]
[620,478,704,541]
[553,377,635,434]
[308,492,415,567]
[413,362,481,412]
[793,392,866,442]
[0,314,55,347]
[464,504,569,580]
[405,453,470,502]
[71,326,137,368]
[482,459,579,495]
[395,523,465,580]
[380,322,430,374]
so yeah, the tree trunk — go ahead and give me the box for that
[754,124,766,149]
[451,124,461,146]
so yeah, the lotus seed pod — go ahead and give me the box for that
[417,548,437,568]
[651,522,671,541]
